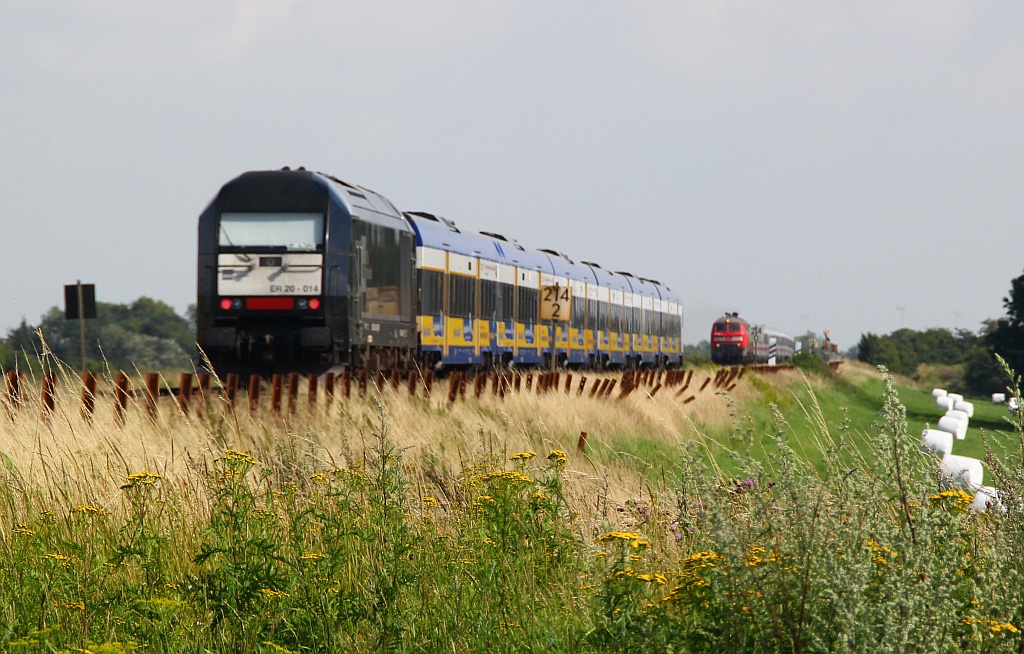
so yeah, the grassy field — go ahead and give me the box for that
[1,360,1023,652]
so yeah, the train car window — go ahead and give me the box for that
[480,279,498,321]
[728,323,741,332]
[497,283,514,323]
[517,286,538,324]
[449,275,476,319]
[419,269,444,316]
[610,303,621,333]
[571,293,586,330]
[219,213,324,250]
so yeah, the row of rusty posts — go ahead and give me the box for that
[4,365,750,424]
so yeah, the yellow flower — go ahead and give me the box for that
[990,620,1019,634]
[547,449,568,465]
[259,588,289,598]
[73,505,105,515]
[510,451,536,461]
[300,552,324,561]
[14,524,36,536]
[124,471,162,487]
[310,472,329,484]
[421,496,439,508]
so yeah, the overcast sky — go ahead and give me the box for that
[2,1,1022,349]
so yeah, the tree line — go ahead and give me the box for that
[0,298,195,373]
[857,270,1024,395]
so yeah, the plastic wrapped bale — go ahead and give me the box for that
[940,454,984,489]
[937,415,968,440]
[932,388,948,399]
[920,429,953,457]
[992,393,1006,404]
[945,409,970,423]
[953,400,974,418]
[1008,397,1020,412]
[947,393,964,404]
[971,486,1005,514]
[936,396,954,411]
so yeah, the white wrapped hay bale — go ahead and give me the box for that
[953,400,974,418]
[945,409,970,423]
[947,393,964,404]
[920,429,953,457]
[932,388,948,399]
[937,414,968,440]
[936,396,954,411]
[1009,397,1020,412]
[971,486,1005,513]
[940,454,984,489]
[992,393,1006,404]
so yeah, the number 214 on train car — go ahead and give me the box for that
[540,285,572,321]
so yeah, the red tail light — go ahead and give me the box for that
[246,297,295,310]
[219,298,233,310]
[308,297,321,310]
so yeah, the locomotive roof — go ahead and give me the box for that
[714,313,750,326]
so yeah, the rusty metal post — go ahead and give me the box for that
[514,373,521,393]
[604,379,617,397]
[683,395,696,404]
[271,374,283,414]
[177,373,193,414]
[225,373,238,405]
[407,370,418,396]
[248,375,261,413]
[650,383,663,397]
[308,374,318,409]
[287,372,299,414]
[144,373,159,418]
[424,370,434,396]
[699,376,711,392]
[324,372,335,405]
[5,371,21,417]
[589,377,602,397]
[447,373,459,405]
[577,431,588,457]
[474,374,484,398]
[458,371,468,399]
[81,372,97,421]
[342,369,351,399]
[492,372,500,396]
[578,376,587,396]
[114,371,131,426]
[41,372,56,418]
[525,374,533,392]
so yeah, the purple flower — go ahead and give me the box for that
[669,522,678,532]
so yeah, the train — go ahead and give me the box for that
[196,168,684,376]
[710,312,794,365]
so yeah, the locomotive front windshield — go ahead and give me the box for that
[219,212,324,251]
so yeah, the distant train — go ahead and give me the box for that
[196,168,683,375]
[710,313,794,365]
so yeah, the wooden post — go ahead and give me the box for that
[407,370,418,396]
[578,376,587,396]
[324,372,335,405]
[564,373,573,394]
[577,431,588,457]
[145,373,160,418]
[114,371,130,426]
[225,373,239,405]
[424,370,434,397]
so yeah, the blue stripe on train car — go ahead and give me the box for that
[443,347,482,366]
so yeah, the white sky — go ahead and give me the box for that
[2,1,1022,349]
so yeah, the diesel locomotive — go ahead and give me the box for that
[196,168,683,375]
[710,312,794,365]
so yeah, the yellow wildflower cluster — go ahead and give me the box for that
[614,568,668,584]
[73,505,106,515]
[300,552,324,561]
[471,470,535,485]
[56,600,86,611]
[310,472,329,484]
[218,449,256,465]
[14,524,36,536]
[421,496,439,508]
[124,471,162,487]
[746,546,782,567]
[930,489,973,510]
[989,620,1019,634]
[510,451,536,461]
[547,450,568,465]
[252,508,278,520]
[598,531,650,549]
[259,588,289,598]
[865,540,899,566]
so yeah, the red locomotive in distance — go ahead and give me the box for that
[710,312,794,365]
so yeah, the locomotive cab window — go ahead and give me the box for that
[728,323,741,332]
[219,213,324,251]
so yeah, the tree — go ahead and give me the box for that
[965,270,1024,393]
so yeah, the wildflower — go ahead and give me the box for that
[510,451,536,461]
[14,524,36,536]
[310,472,329,484]
[73,505,105,515]
[547,449,568,465]
[41,553,71,563]
[259,588,289,598]
[929,489,973,510]
[218,449,256,464]
[990,620,1019,634]
[471,470,534,485]
[421,496,438,508]
[124,471,162,488]
[300,552,325,561]
[56,600,86,610]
